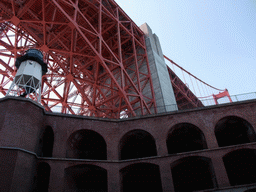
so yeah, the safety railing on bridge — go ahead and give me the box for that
[47,92,256,119]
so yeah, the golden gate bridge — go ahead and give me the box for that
[0,0,231,118]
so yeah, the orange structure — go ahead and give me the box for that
[0,0,157,118]
[213,89,232,105]
[0,0,233,119]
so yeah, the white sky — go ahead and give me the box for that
[115,0,256,97]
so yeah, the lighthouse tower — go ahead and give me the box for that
[6,49,47,102]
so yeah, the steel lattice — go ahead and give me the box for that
[0,0,157,118]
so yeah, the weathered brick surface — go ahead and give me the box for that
[0,97,256,191]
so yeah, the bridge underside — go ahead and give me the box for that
[0,0,157,118]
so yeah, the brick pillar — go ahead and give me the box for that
[48,162,66,192]
[106,137,119,160]
[108,164,121,192]
[156,139,168,157]
[205,130,219,149]
[159,161,175,192]
[211,155,230,188]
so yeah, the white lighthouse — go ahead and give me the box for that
[6,49,47,102]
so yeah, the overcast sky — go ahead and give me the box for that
[115,0,256,97]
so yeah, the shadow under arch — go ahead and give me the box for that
[215,116,256,147]
[120,163,162,192]
[223,148,256,186]
[38,126,54,157]
[64,164,107,192]
[171,156,217,192]
[166,123,208,154]
[119,129,157,160]
[34,162,51,192]
[66,129,107,160]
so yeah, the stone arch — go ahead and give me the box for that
[34,162,51,192]
[171,156,217,192]
[64,164,107,192]
[66,129,107,160]
[119,129,157,160]
[215,116,256,147]
[120,163,162,192]
[166,123,208,154]
[223,148,256,186]
[38,126,54,157]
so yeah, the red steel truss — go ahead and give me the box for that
[0,0,157,118]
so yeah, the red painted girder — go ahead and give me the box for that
[0,0,156,118]
[213,89,232,104]
[51,0,144,116]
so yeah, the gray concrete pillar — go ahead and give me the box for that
[140,23,178,113]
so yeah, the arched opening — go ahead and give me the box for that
[171,156,217,192]
[121,163,162,192]
[64,164,107,192]
[166,123,207,154]
[66,129,107,160]
[119,129,157,160]
[38,126,54,157]
[215,116,256,147]
[223,149,256,186]
[34,162,51,192]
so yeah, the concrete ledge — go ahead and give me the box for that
[1,141,256,164]
[1,96,256,122]
[0,96,44,111]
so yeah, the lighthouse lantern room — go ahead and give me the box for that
[6,49,47,102]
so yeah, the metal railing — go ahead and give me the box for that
[47,92,256,119]
[201,92,256,106]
